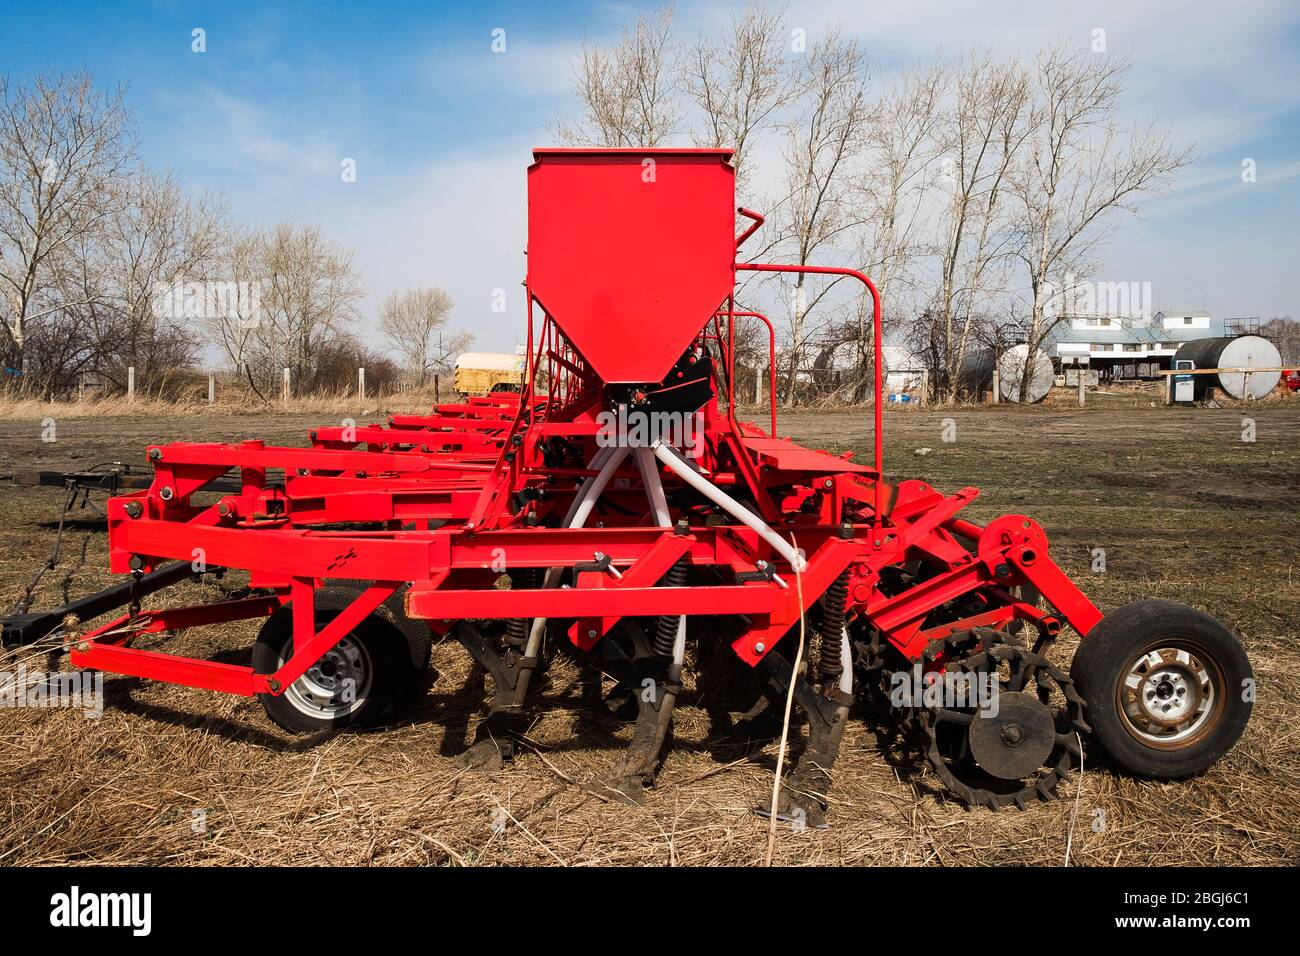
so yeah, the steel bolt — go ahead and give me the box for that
[148,447,162,461]
[754,642,766,654]
[125,501,143,518]
[587,629,598,639]
[159,486,174,500]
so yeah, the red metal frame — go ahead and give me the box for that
[65,149,1102,704]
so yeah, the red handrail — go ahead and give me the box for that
[735,207,765,249]
[734,262,884,478]
[717,310,778,438]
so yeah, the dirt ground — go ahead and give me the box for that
[0,402,1297,866]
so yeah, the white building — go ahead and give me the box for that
[1046,310,1227,378]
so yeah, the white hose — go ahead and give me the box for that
[651,439,807,572]
[838,626,853,695]
[523,443,629,655]
[632,447,671,528]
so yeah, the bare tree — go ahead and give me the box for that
[208,226,263,381]
[1261,316,1299,365]
[850,59,947,399]
[1009,43,1192,399]
[244,223,364,393]
[683,2,792,190]
[556,5,681,147]
[379,286,469,385]
[0,70,134,381]
[924,53,1031,402]
[86,172,227,391]
[770,27,869,403]
[22,229,104,395]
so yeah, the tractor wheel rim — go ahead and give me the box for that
[280,635,373,720]
[1118,643,1220,748]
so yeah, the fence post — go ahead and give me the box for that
[127,366,135,403]
[434,374,440,405]
[1078,368,1086,407]
[753,367,762,405]
[282,367,290,402]
[920,368,928,407]
[208,372,215,405]
[991,369,1000,404]
[358,367,366,402]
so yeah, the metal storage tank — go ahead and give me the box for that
[996,343,1054,403]
[1173,335,1281,400]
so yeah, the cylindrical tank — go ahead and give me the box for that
[1173,336,1281,400]
[996,343,1054,403]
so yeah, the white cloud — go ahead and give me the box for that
[335,151,532,353]
[186,88,343,179]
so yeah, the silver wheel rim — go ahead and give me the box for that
[279,635,374,720]
[1120,645,1217,745]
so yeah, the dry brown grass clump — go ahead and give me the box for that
[0,390,451,422]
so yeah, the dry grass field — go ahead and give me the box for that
[1,401,1297,866]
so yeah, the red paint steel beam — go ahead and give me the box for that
[71,643,266,696]
[731,535,864,665]
[271,583,396,689]
[149,443,439,475]
[567,532,695,647]
[405,583,782,621]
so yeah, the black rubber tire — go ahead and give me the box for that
[253,587,419,734]
[1070,599,1252,779]
[324,579,433,673]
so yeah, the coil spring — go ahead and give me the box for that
[818,569,849,684]
[653,559,688,657]
[504,568,540,648]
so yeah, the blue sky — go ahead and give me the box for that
[2,0,1297,351]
